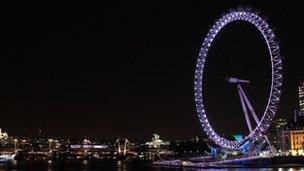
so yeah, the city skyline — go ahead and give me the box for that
[0,1,304,140]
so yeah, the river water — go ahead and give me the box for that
[1,160,303,171]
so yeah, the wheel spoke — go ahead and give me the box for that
[195,10,282,150]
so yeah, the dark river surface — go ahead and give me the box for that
[1,160,303,171]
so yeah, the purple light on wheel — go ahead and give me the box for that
[194,10,282,150]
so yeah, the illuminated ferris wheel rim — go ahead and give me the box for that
[194,10,282,150]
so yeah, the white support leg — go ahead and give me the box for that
[239,85,278,155]
[237,84,253,133]
[239,86,260,124]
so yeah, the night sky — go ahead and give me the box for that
[0,1,303,141]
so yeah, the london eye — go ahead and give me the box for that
[194,9,282,152]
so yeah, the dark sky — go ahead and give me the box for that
[0,1,303,141]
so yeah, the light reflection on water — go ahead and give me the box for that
[1,162,304,171]
[2,167,304,171]
[153,167,304,171]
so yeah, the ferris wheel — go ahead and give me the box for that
[194,9,282,151]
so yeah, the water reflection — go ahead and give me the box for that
[1,162,304,171]
[153,168,304,171]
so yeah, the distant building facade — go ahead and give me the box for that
[281,130,291,153]
[281,114,304,156]
[269,118,287,151]
[146,134,169,149]
[290,130,304,156]
[300,79,304,114]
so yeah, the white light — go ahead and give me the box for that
[195,9,282,150]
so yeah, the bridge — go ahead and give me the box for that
[115,138,137,156]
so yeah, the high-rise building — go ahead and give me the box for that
[299,79,304,115]
[269,118,287,151]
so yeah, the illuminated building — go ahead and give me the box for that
[281,130,290,153]
[144,134,171,158]
[268,118,287,151]
[300,79,304,114]
[281,115,304,156]
[274,118,288,130]
[290,130,304,156]
[0,128,8,140]
[146,134,169,149]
